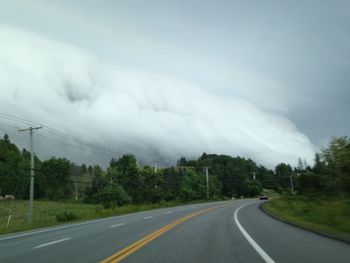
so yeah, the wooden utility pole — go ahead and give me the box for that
[205,167,209,200]
[18,126,42,223]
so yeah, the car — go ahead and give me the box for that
[259,195,268,200]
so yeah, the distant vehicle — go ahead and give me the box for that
[259,195,268,200]
[3,195,15,200]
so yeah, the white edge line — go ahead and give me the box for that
[144,216,153,219]
[0,201,229,241]
[165,211,172,214]
[34,237,70,249]
[0,208,164,241]
[110,223,125,228]
[234,202,275,263]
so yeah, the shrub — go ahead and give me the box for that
[100,184,132,209]
[56,211,78,222]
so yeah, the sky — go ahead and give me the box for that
[0,0,349,168]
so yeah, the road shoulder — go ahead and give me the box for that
[260,201,350,245]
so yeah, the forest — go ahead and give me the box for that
[0,134,349,208]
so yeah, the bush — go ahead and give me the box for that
[242,180,262,197]
[56,211,78,222]
[100,184,132,208]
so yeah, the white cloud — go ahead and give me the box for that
[0,25,315,168]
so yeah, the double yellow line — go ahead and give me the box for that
[101,205,224,263]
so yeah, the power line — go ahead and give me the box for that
[35,133,114,158]
[0,113,115,155]
[0,122,22,130]
[42,127,117,154]
[0,111,122,157]
[0,112,41,126]
[70,174,95,179]
[0,163,31,171]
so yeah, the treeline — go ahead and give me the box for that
[83,153,274,208]
[295,137,350,197]
[0,134,274,207]
[1,133,349,207]
[0,134,89,200]
[268,137,350,197]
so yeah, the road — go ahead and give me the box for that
[0,199,349,262]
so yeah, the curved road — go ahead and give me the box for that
[0,200,349,262]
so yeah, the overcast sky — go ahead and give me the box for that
[0,0,349,168]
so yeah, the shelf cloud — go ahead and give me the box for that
[0,25,315,167]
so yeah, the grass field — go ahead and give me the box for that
[0,200,198,235]
[263,196,350,242]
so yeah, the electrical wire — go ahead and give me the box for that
[0,111,123,157]
[0,122,22,130]
[35,133,114,158]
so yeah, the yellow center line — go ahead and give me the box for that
[100,204,227,263]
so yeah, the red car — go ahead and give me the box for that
[259,195,268,200]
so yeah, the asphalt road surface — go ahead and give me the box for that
[0,199,349,263]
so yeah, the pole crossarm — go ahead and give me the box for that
[18,126,43,132]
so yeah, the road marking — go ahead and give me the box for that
[0,209,161,241]
[180,208,185,211]
[101,205,225,263]
[165,211,172,214]
[34,237,71,249]
[110,223,125,228]
[0,202,229,242]
[234,203,275,263]
[192,206,196,209]
[144,216,153,219]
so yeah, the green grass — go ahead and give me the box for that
[0,199,205,235]
[263,196,350,242]
[262,188,280,197]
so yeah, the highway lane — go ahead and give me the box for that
[0,201,232,262]
[125,201,350,263]
[0,199,349,262]
[238,202,350,263]
[125,200,263,263]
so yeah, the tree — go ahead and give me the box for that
[320,137,350,194]
[87,165,93,175]
[298,172,323,194]
[0,135,30,198]
[84,161,132,207]
[70,163,81,177]
[242,180,262,197]
[275,163,293,189]
[100,184,131,208]
[180,170,206,201]
[80,164,88,174]
[84,165,108,203]
[139,165,162,203]
[313,154,326,175]
[38,158,73,200]
[3,134,9,143]
[162,167,183,201]
[110,155,141,203]
[256,165,278,189]
[177,157,188,166]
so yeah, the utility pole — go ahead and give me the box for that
[290,174,295,194]
[205,167,209,200]
[154,162,157,173]
[74,183,78,201]
[18,126,42,223]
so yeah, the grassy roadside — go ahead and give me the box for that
[0,199,212,235]
[263,196,350,242]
